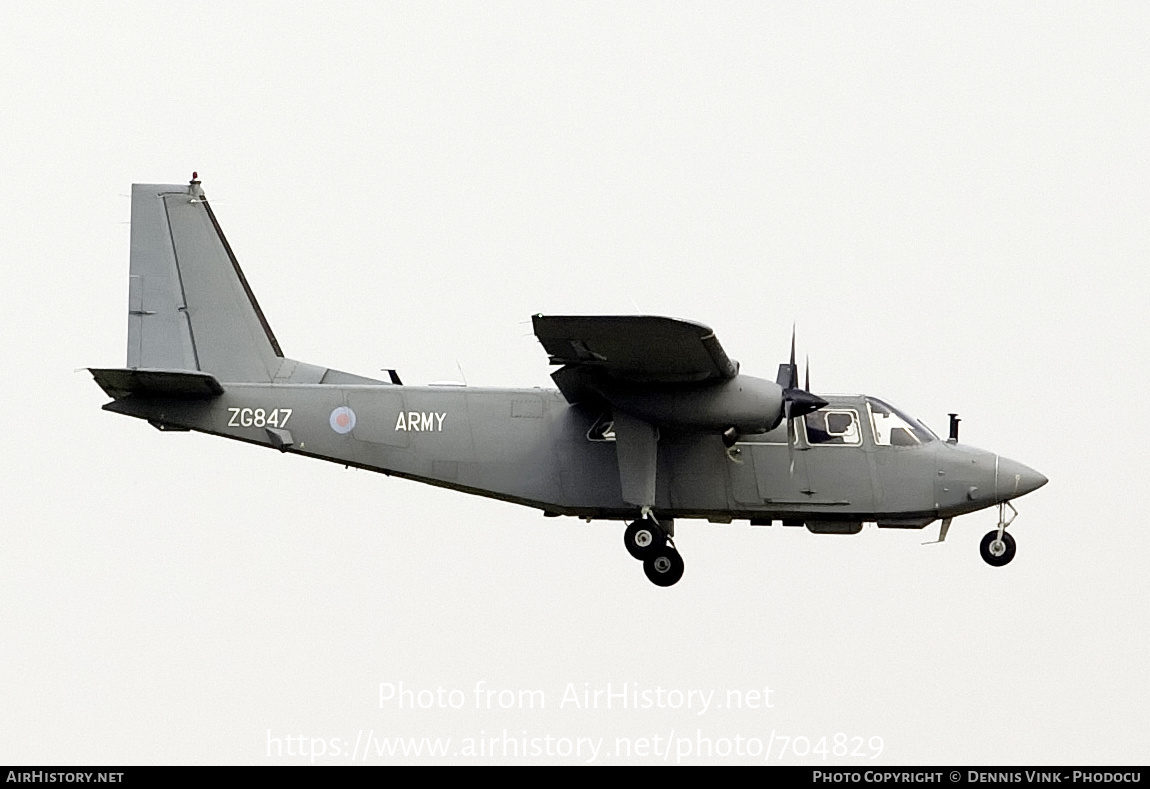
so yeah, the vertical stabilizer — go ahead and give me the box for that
[126,178,283,382]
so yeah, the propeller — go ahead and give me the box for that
[776,327,828,473]
[723,328,827,470]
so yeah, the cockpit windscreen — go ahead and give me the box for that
[866,397,937,446]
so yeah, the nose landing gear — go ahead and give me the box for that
[623,516,684,586]
[980,501,1018,567]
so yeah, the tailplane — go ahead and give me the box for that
[90,368,224,400]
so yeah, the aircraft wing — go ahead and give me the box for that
[532,315,738,396]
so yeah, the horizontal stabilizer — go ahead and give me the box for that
[90,367,224,400]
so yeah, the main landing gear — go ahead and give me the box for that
[624,517,683,587]
[980,501,1018,567]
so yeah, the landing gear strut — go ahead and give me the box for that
[623,517,684,586]
[980,501,1018,567]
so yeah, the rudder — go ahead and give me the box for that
[127,178,283,383]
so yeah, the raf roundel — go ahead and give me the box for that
[329,406,356,434]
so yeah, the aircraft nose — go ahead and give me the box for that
[996,455,1048,501]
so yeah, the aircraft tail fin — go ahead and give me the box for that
[126,178,283,382]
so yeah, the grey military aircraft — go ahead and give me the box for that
[91,177,1047,587]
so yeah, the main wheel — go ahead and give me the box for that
[980,530,1017,567]
[643,548,685,587]
[624,519,663,560]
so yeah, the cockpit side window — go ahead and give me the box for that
[587,414,616,442]
[804,409,861,445]
[866,397,936,446]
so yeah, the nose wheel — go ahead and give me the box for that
[980,502,1018,567]
[623,517,684,586]
[980,530,1017,566]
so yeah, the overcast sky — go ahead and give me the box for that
[2,2,1147,764]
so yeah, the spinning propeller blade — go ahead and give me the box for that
[779,329,827,475]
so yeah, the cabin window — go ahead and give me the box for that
[867,397,936,446]
[804,409,861,445]
[587,414,616,442]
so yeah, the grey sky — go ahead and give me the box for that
[1,2,1147,764]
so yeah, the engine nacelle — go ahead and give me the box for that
[590,374,784,435]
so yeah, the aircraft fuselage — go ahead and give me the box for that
[105,384,1038,531]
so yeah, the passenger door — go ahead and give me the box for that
[799,407,876,510]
